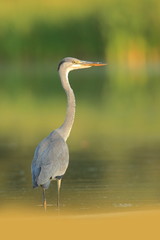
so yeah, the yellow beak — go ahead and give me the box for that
[81,61,107,67]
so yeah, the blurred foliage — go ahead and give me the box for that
[0,0,160,148]
[0,16,105,61]
[0,0,159,63]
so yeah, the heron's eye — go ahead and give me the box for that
[72,60,78,64]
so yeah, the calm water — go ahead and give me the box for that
[0,141,160,215]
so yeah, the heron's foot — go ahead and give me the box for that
[57,179,62,209]
[42,188,47,212]
[43,199,47,211]
[57,201,60,209]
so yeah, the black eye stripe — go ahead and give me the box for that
[58,59,80,71]
[57,60,65,71]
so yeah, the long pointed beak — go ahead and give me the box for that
[81,61,107,67]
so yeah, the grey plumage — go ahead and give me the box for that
[31,57,106,209]
[32,131,69,189]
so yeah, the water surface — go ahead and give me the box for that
[0,141,160,215]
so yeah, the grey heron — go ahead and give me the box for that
[31,57,106,210]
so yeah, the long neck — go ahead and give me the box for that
[56,68,76,141]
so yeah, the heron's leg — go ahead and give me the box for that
[57,179,62,208]
[42,188,47,211]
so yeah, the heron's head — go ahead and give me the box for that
[58,57,106,73]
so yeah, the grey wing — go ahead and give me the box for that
[32,144,42,188]
[32,132,69,188]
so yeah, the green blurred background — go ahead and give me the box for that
[0,0,160,211]
[0,0,160,150]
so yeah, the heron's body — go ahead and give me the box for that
[32,130,69,189]
[31,57,106,209]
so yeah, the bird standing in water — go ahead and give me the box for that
[31,57,106,210]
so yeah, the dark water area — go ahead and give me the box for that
[0,141,160,215]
